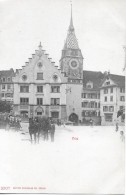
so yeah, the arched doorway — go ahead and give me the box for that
[35,106,44,117]
[69,113,78,123]
[20,111,28,121]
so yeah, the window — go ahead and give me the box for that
[37,86,43,93]
[51,86,60,93]
[104,89,108,94]
[104,96,107,102]
[97,94,100,99]
[1,93,4,97]
[109,106,114,112]
[87,85,91,89]
[51,98,60,105]
[91,93,97,99]
[37,98,43,105]
[82,102,88,108]
[37,73,43,80]
[105,114,113,122]
[7,77,11,82]
[95,102,97,108]
[110,87,113,93]
[20,86,29,93]
[110,96,113,101]
[20,98,29,105]
[91,102,95,108]
[2,77,6,82]
[120,96,125,101]
[106,81,110,85]
[120,88,125,93]
[82,93,86,98]
[2,84,5,90]
[103,106,108,112]
[5,93,13,98]
[7,84,11,90]
[37,112,42,116]
[51,112,59,118]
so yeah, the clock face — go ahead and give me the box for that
[69,59,79,69]
[71,61,77,68]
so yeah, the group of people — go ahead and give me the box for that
[29,116,55,143]
[0,113,21,131]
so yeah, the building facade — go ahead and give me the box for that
[100,73,125,125]
[81,71,104,125]
[13,43,67,121]
[0,69,15,103]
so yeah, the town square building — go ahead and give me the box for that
[0,7,125,125]
[13,43,67,121]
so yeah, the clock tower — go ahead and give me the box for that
[59,4,83,123]
[60,4,83,83]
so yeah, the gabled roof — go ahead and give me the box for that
[83,70,104,90]
[107,74,125,87]
[0,68,15,78]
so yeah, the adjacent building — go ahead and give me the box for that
[81,71,104,125]
[100,73,125,125]
[0,69,15,103]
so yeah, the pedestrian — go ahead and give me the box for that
[50,122,55,142]
[89,118,93,126]
[115,122,119,132]
[120,131,125,142]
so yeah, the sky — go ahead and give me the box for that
[0,0,126,75]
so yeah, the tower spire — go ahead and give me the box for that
[69,1,74,31]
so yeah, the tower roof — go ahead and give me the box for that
[63,4,79,50]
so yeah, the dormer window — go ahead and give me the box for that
[86,81,93,89]
[105,81,110,85]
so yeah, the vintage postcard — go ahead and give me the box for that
[0,0,125,194]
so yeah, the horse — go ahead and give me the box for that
[29,116,51,144]
[29,118,40,144]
